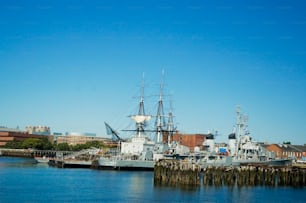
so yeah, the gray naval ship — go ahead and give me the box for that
[189,107,293,168]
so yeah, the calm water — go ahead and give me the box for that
[0,157,305,203]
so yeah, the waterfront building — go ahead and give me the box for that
[266,144,306,160]
[0,126,22,132]
[164,132,208,152]
[25,126,51,136]
[0,131,48,146]
[56,132,112,146]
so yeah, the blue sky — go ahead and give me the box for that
[1,0,306,144]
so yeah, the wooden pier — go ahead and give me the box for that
[154,160,306,187]
[0,149,33,158]
[0,148,75,158]
[154,159,201,187]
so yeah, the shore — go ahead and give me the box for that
[0,148,33,158]
[2,148,306,188]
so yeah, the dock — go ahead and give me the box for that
[154,159,306,187]
[48,159,93,168]
[0,148,99,168]
[0,148,33,158]
[40,148,99,168]
[154,159,201,187]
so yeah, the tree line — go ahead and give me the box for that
[3,138,105,151]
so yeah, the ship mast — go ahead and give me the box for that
[166,96,175,146]
[236,106,248,137]
[131,74,151,137]
[235,106,248,158]
[155,70,166,143]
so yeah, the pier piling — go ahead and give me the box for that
[154,160,306,188]
[154,160,200,187]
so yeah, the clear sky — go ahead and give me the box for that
[1,0,306,144]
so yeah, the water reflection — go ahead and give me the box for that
[129,172,149,190]
[1,157,305,203]
[0,157,37,168]
[154,181,200,192]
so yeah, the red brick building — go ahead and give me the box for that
[163,132,207,151]
[266,144,306,160]
[0,131,49,146]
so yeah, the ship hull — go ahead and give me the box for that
[232,158,293,167]
[98,158,154,171]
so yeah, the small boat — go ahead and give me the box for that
[34,156,50,163]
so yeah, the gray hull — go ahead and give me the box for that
[98,158,154,171]
[196,155,293,168]
[232,158,293,167]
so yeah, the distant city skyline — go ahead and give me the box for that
[1,0,306,144]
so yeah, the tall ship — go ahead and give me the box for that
[98,74,177,170]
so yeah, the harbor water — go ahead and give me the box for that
[0,157,305,203]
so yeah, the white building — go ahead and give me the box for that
[25,126,51,135]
